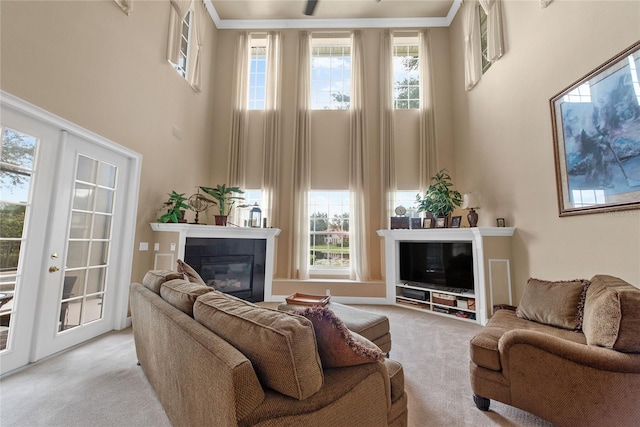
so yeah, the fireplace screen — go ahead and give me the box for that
[200,256,253,294]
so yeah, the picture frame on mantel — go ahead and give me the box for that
[550,41,640,216]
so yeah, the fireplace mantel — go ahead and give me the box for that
[150,223,281,301]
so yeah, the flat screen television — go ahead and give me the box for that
[399,241,474,292]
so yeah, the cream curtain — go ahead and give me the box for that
[189,1,205,92]
[380,29,396,229]
[228,31,250,188]
[166,0,193,65]
[262,31,283,231]
[289,31,312,280]
[418,29,439,191]
[349,30,369,282]
[463,0,482,91]
[479,0,505,62]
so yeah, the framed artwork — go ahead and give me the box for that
[410,218,422,229]
[435,217,447,228]
[450,216,462,228]
[496,218,506,227]
[550,41,640,216]
[423,218,433,229]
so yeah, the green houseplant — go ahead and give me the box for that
[415,169,463,221]
[199,184,245,226]
[157,191,191,223]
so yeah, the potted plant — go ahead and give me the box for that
[199,184,245,226]
[157,191,191,223]
[415,169,463,225]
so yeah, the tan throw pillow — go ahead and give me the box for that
[177,259,207,287]
[295,306,385,368]
[583,286,640,353]
[142,270,183,294]
[516,278,589,330]
[194,292,323,400]
[160,279,212,316]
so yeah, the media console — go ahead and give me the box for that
[377,227,515,325]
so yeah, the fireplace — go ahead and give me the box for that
[184,237,265,302]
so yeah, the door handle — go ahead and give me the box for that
[49,266,60,273]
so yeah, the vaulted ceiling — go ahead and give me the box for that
[206,0,462,29]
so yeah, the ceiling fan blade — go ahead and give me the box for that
[304,0,318,16]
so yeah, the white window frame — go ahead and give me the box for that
[248,36,267,110]
[172,8,193,79]
[393,36,420,110]
[310,36,352,110]
[479,6,492,74]
[308,190,350,275]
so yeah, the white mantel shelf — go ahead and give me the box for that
[376,227,515,240]
[150,223,281,301]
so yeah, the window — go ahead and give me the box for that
[309,191,350,271]
[248,37,267,110]
[393,190,421,218]
[311,37,351,110]
[479,6,491,74]
[237,189,262,226]
[393,39,419,109]
[173,9,192,78]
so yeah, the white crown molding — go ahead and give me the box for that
[204,0,462,30]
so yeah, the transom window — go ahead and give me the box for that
[248,37,267,110]
[479,6,491,74]
[311,37,351,110]
[393,38,420,109]
[309,191,350,271]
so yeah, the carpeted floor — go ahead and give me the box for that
[0,305,553,427]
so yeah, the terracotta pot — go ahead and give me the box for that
[214,215,228,226]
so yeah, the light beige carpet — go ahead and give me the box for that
[0,305,552,427]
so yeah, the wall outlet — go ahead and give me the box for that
[326,289,331,296]
[154,243,160,251]
[139,242,148,251]
[170,243,176,252]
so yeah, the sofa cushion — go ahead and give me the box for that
[142,270,184,294]
[177,259,207,287]
[515,278,589,330]
[384,358,405,402]
[583,275,640,353]
[193,292,323,400]
[160,279,212,316]
[295,306,385,368]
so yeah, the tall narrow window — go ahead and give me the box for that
[479,6,491,74]
[311,37,351,110]
[309,191,350,273]
[174,9,192,78]
[393,37,420,109]
[248,37,267,110]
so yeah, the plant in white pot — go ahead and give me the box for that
[199,184,245,226]
[415,169,462,226]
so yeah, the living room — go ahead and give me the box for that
[1,0,639,425]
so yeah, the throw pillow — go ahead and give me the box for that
[160,278,212,316]
[142,270,183,294]
[177,259,207,287]
[516,278,590,330]
[295,306,385,368]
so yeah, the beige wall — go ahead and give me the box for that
[211,28,455,284]
[448,0,640,299]
[0,0,219,282]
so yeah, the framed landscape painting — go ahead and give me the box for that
[550,41,640,216]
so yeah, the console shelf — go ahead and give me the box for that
[377,227,515,325]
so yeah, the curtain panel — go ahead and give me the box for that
[189,1,206,92]
[380,29,397,229]
[166,0,193,65]
[228,31,250,189]
[463,0,482,91]
[288,31,312,280]
[479,0,505,62]
[418,29,439,191]
[263,31,283,233]
[349,30,369,281]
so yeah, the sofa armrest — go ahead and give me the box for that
[499,329,640,375]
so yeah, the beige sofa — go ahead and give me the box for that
[469,275,640,427]
[130,271,408,427]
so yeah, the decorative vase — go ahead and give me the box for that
[214,215,228,226]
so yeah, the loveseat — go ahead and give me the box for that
[469,275,640,427]
[130,270,408,427]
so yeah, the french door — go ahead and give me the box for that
[0,93,140,374]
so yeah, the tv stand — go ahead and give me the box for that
[377,227,515,325]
